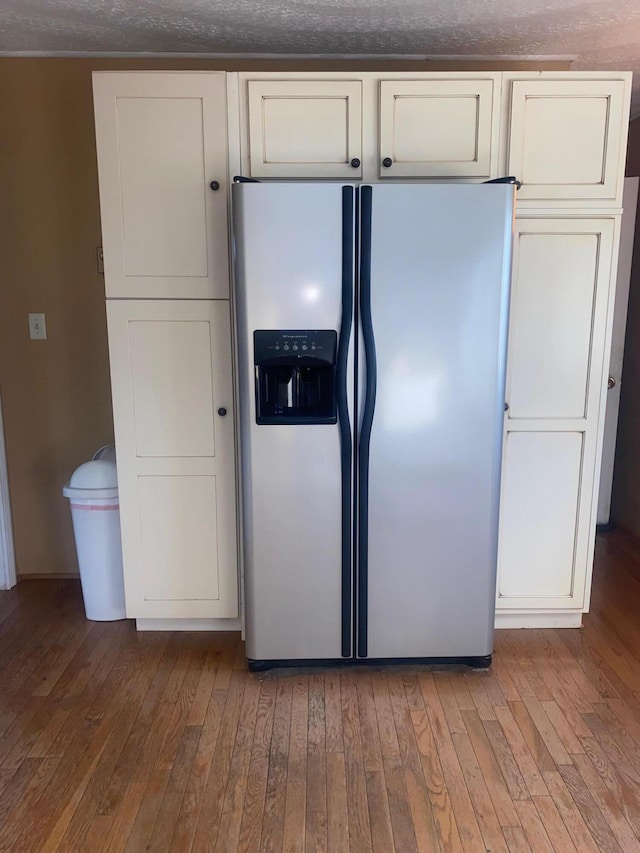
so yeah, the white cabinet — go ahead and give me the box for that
[504,75,631,206]
[236,72,502,182]
[378,77,499,179]
[93,71,239,626]
[497,217,616,621]
[106,300,238,619]
[91,69,631,631]
[245,79,363,178]
[93,72,230,299]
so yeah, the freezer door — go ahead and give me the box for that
[361,184,513,659]
[233,183,355,662]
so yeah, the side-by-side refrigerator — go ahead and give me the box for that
[232,182,515,670]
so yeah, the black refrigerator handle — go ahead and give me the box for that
[357,185,376,658]
[338,186,354,658]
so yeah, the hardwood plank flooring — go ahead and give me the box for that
[3,530,640,850]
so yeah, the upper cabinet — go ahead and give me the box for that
[245,79,363,179]
[93,72,230,299]
[378,76,499,179]
[504,74,631,207]
[235,72,502,182]
[236,72,631,191]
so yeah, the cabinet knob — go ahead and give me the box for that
[382,157,393,168]
[209,180,220,191]
[217,407,227,417]
[504,402,509,412]
[350,158,361,169]
[608,376,616,390]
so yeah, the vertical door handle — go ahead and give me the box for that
[357,185,376,659]
[338,186,354,658]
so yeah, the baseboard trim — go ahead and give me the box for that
[495,612,582,629]
[135,617,242,632]
[17,573,80,581]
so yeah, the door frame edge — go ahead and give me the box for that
[0,391,17,590]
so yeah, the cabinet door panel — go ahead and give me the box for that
[129,320,216,458]
[107,300,238,619]
[247,80,362,178]
[379,79,497,178]
[507,220,614,420]
[93,72,229,298]
[139,475,219,601]
[498,432,583,605]
[116,98,208,278]
[507,79,629,204]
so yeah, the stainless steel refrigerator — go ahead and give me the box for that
[232,182,514,670]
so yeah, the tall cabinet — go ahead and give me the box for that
[93,72,238,624]
[496,73,628,626]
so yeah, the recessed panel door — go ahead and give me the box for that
[246,80,362,178]
[379,78,498,178]
[107,299,238,618]
[93,72,229,298]
[506,78,629,204]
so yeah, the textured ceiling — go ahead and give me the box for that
[1,0,639,114]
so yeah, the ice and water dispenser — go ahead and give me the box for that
[253,330,337,425]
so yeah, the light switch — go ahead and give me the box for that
[28,313,47,340]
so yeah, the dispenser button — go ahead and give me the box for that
[283,344,290,351]
[292,344,299,351]
[302,344,308,351]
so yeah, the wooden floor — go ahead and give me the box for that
[2,534,640,851]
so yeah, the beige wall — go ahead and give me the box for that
[612,118,640,537]
[0,59,113,577]
[0,56,571,577]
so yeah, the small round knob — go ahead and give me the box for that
[217,407,227,417]
[382,157,393,168]
[209,180,220,191]
[504,402,510,412]
[608,376,616,390]
[350,158,361,169]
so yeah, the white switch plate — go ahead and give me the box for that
[28,313,47,340]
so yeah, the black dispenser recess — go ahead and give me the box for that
[254,330,337,425]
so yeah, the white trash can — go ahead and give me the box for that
[63,453,126,621]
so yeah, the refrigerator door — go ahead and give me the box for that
[361,184,513,660]
[233,183,355,663]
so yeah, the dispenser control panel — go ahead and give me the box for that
[253,330,336,365]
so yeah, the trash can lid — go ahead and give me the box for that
[63,459,119,500]
[68,459,118,489]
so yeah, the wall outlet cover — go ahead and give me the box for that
[28,313,46,340]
